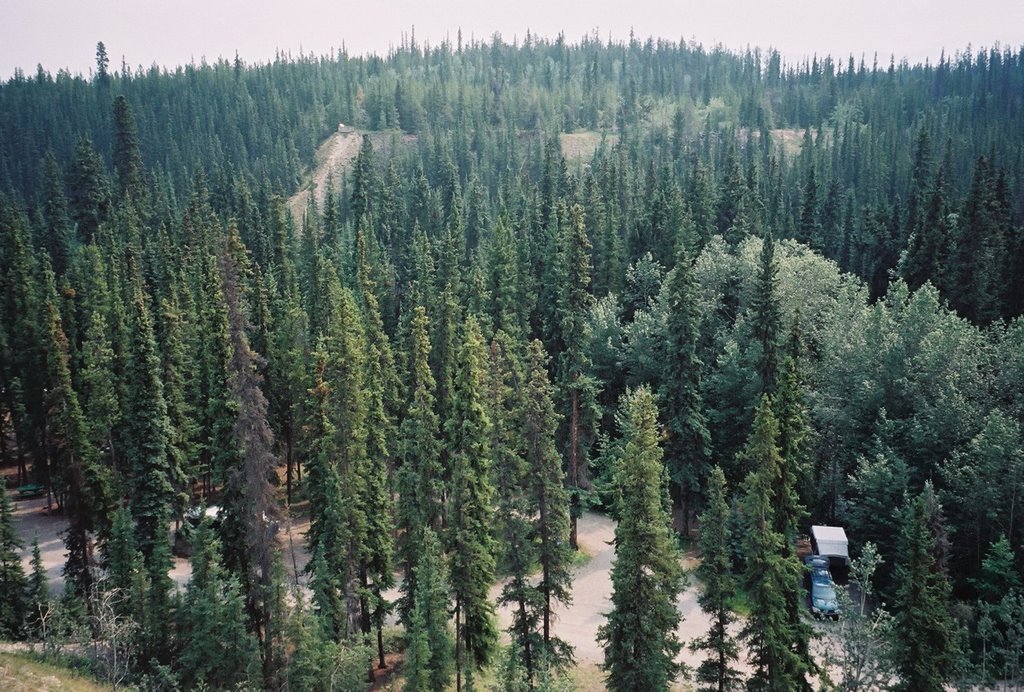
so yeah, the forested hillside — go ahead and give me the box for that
[0,34,1022,690]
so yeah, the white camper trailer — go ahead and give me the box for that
[810,525,849,567]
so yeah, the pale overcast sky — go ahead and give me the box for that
[2,0,1023,79]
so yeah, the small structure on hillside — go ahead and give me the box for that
[338,122,354,136]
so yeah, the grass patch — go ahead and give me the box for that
[725,586,755,617]
[571,544,593,568]
[0,652,108,691]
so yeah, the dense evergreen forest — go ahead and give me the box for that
[0,33,1023,690]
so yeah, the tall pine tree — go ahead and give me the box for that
[598,386,685,691]
[738,396,813,691]
[691,466,742,691]
[892,484,955,691]
[447,316,498,690]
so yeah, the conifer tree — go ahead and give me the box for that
[738,396,813,692]
[953,156,1006,324]
[524,339,575,668]
[112,95,145,201]
[39,152,73,276]
[104,503,157,664]
[105,505,141,594]
[661,246,711,533]
[217,232,282,686]
[66,137,110,244]
[691,466,742,691]
[350,134,378,226]
[486,217,525,337]
[901,164,950,291]
[317,271,370,641]
[797,166,820,250]
[557,203,597,550]
[195,252,235,496]
[266,257,308,506]
[404,527,455,692]
[0,488,27,639]
[179,519,261,689]
[717,147,749,244]
[25,534,48,639]
[491,333,542,681]
[772,332,810,541]
[356,235,397,669]
[433,281,462,493]
[41,263,110,598]
[892,484,955,691]
[124,286,173,571]
[447,316,498,690]
[397,305,442,625]
[1,203,46,484]
[160,294,196,519]
[79,311,120,467]
[974,534,1021,603]
[303,352,346,637]
[598,386,684,692]
[750,233,782,395]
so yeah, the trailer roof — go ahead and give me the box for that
[811,525,849,558]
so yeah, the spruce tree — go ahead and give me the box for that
[25,534,49,639]
[661,245,711,534]
[104,503,153,663]
[160,294,197,522]
[105,505,141,594]
[691,466,742,691]
[303,343,347,638]
[41,263,109,598]
[195,252,235,497]
[266,276,308,506]
[218,232,282,686]
[112,95,145,201]
[739,396,812,692]
[39,152,73,276]
[2,203,46,495]
[598,386,685,692]
[901,164,950,291]
[492,333,542,682]
[0,488,27,639]
[397,305,442,625]
[79,311,120,468]
[447,316,498,690]
[66,136,110,244]
[797,166,820,250]
[404,527,455,692]
[320,271,370,642]
[124,286,174,571]
[524,339,574,668]
[179,519,260,689]
[751,234,782,395]
[892,484,955,691]
[356,232,398,669]
[773,335,810,542]
[486,217,525,338]
[557,203,597,550]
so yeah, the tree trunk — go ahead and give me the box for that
[455,598,462,692]
[284,426,293,506]
[569,385,580,550]
[376,620,386,669]
[540,484,552,647]
[360,564,374,683]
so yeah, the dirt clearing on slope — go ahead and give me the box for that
[286,129,418,225]
[560,131,618,163]
[286,131,362,223]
